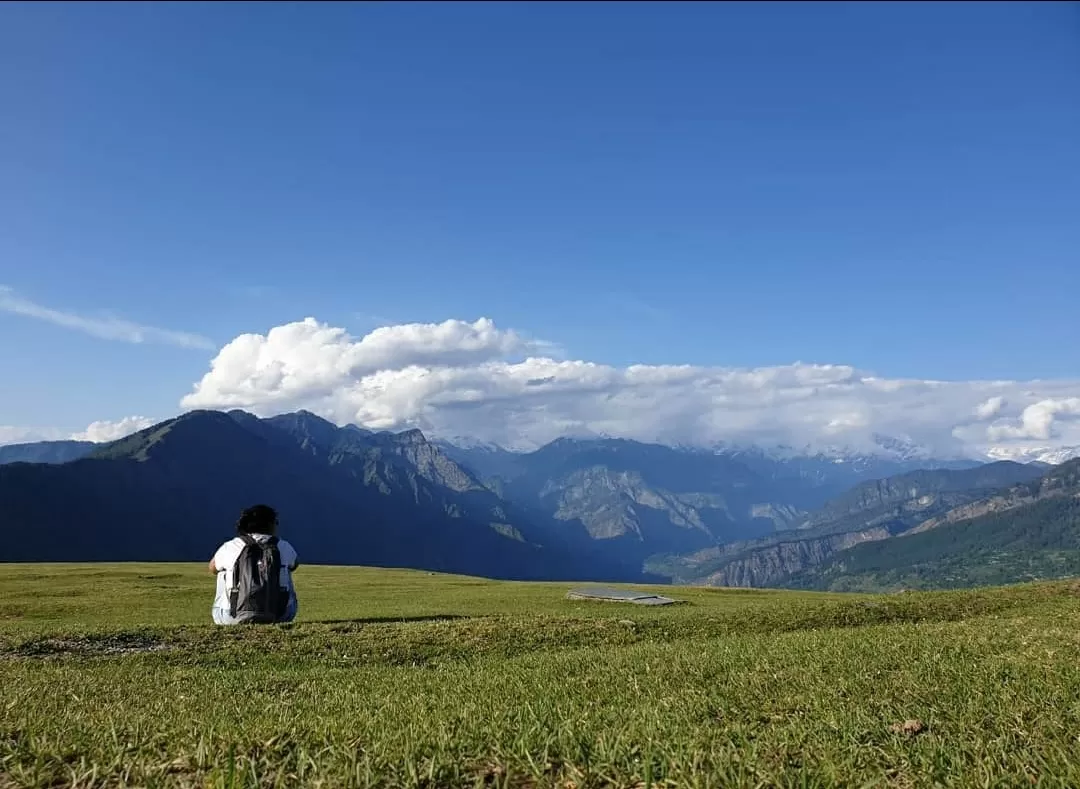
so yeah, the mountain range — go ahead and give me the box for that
[0,411,636,581]
[1,410,1077,592]
[647,461,1050,588]
[782,459,1080,591]
[0,439,95,465]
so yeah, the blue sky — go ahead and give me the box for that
[1,2,1078,451]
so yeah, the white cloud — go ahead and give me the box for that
[181,316,1080,458]
[0,417,155,447]
[182,317,553,414]
[974,396,1006,420]
[985,398,1080,442]
[0,286,215,350]
[70,416,156,443]
[604,291,668,321]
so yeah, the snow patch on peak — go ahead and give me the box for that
[434,435,507,451]
[432,434,537,453]
[984,445,1080,465]
[870,433,936,461]
[706,433,949,464]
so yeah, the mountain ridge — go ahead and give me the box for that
[1,425,1050,471]
[781,459,1080,592]
[0,410,643,582]
[649,461,1049,587]
[0,439,96,465]
[2,411,1075,592]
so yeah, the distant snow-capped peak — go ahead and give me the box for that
[437,431,992,465]
[432,435,511,452]
[707,433,948,464]
[984,445,1080,465]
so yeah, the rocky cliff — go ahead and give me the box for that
[653,461,1047,588]
[800,462,1042,529]
[906,458,1080,536]
[696,527,892,587]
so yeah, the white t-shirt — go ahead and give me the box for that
[212,534,298,611]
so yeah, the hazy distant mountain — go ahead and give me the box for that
[0,440,94,465]
[433,440,525,483]
[707,443,979,495]
[480,438,798,556]
[437,435,989,564]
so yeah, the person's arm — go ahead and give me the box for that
[209,542,229,575]
[282,541,299,571]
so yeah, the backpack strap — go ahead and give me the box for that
[261,537,289,619]
[229,535,258,617]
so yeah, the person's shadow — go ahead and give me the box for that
[308,614,469,626]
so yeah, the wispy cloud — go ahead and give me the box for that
[233,285,277,299]
[353,311,399,329]
[605,291,668,321]
[0,286,215,350]
[0,425,62,446]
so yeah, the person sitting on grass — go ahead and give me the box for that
[208,504,299,625]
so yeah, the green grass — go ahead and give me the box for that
[2,565,1080,787]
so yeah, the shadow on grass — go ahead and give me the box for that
[309,614,470,626]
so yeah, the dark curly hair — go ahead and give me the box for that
[236,504,278,536]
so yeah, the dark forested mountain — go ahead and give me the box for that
[784,497,1080,592]
[0,411,641,581]
[782,459,1080,592]
[0,440,94,465]
[649,461,1048,587]
[797,461,1046,533]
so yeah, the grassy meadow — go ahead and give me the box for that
[2,564,1080,788]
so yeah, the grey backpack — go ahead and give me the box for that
[228,535,290,624]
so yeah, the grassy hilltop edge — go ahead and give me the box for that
[2,563,1080,788]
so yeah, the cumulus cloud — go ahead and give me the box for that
[70,416,156,443]
[182,317,552,414]
[180,316,1080,458]
[985,398,1080,442]
[0,286,215,350]
[0,417,155,447]
[974,396,1006,420]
